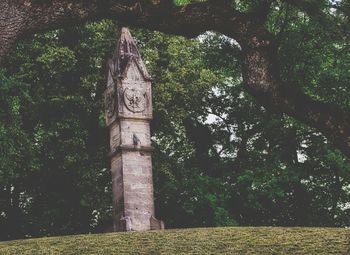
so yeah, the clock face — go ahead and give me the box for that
[123,88,146,113]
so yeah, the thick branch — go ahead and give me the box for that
[0,1,28,60]
[0,0,249,61]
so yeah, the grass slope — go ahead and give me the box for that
[0,227,349,255]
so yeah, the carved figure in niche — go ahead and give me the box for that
[124,88,146,113]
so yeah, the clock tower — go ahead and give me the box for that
[104,28,164,231]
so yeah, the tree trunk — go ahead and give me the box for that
[0,1,27,60]
[241,34,350,157]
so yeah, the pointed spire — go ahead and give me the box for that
[109,27,150,81]
[117,27,141,60]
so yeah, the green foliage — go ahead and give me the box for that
[173,0,191,5]
[173,0,208,6]
[37,47,77,76]
[269,3,350,107]
[0,20,117,240]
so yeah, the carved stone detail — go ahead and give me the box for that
[104,86,117,125]
[123,88,146,113]
[105,85,116,118]
[150,216,165,230]
[120,216,132,231]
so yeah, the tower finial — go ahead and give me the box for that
[108,27,151,80]
[117,27,140,59]
[109,27,150,80]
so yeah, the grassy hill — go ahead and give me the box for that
[0,227,349,254]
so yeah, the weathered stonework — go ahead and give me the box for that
[104,27,164,232]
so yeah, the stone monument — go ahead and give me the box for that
[104,27,164,231]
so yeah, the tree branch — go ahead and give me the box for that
[0,0,251,60]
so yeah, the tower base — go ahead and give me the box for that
[114,216,164,231]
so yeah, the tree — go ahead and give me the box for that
[0,0,349,158]
[1,18,350,240]
[0,21,116,240]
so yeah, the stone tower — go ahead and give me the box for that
[104,28,164,231]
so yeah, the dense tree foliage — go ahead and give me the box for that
[1,0,350,158]
[0,1,350,240]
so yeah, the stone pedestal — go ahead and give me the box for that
[104,27,164,231]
